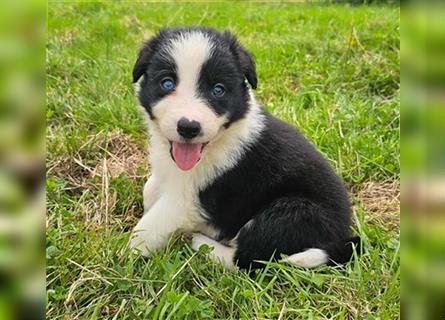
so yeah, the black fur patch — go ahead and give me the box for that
[199,113,354,269]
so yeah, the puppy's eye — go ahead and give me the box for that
[211,84,225,98]
[160,77,175,92]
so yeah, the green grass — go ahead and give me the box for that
[47,3,399,319]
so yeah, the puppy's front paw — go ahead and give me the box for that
[128,232,151,257]
[191,233,214,251]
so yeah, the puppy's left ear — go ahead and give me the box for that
[238,47,257,89]
[227,32,258,89]
[133,40,153,83]
[132,31,165,83]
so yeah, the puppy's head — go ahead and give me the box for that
[133,27,257,171]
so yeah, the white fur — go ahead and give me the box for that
[281,248,329,268]
[167,32,213,95]
[191,233,237,270]
[142,175,159,213]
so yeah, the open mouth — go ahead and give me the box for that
[169,141,208,171]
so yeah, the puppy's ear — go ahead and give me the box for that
[237,45,257,89]
[132,32,165,83]
[226,32,258,89]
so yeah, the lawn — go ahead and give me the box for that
[46,3,400,319]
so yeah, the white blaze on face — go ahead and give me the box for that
[151,32,227,171]
[170,32,213,100]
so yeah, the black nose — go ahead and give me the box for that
[177,117,201,139]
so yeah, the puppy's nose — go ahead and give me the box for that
[177,117,201,139]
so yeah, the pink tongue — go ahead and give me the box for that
[171,142,203,171]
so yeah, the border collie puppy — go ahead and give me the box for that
[130,27,359,270]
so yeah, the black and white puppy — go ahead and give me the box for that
[130,27,359,270]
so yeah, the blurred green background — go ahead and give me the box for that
[0,1,45,319]
[402,4,445,320]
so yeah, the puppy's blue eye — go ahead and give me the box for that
[212,84,225,97]
[160,78,175,91]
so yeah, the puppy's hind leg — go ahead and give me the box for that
[191,233,237,270]
[233,196,353,270]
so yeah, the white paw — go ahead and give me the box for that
[191,233,214,251]
[128,232,151,257]
[191,233,237,269]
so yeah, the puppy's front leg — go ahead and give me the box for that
[129,196,183,256]
[143,174,159,213]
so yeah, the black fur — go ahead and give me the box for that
[199,113,358,269]
[197,44,251,125]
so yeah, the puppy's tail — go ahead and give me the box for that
[281,237,361,268]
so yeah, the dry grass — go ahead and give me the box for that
[91,131,148,179]
[47,130,148,228]
[48,129,148,187]
[352,180,400,232]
